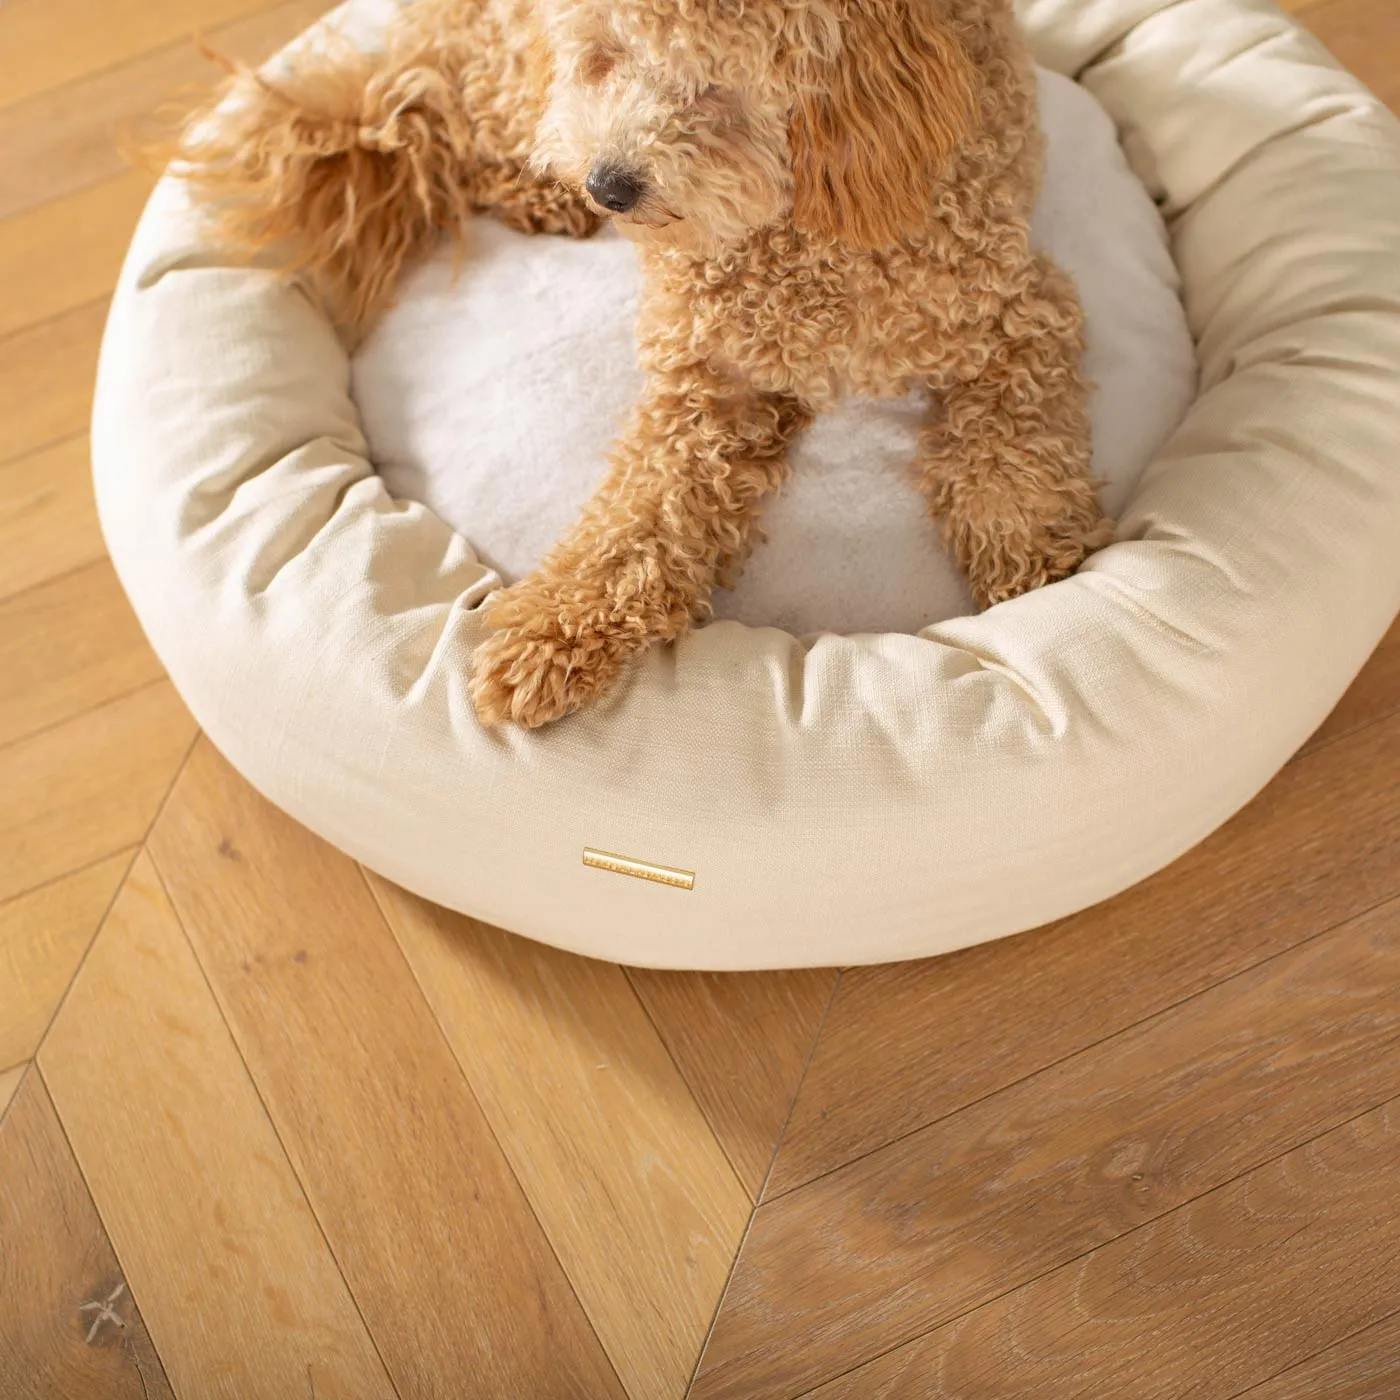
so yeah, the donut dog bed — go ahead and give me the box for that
[94,0,1400,968]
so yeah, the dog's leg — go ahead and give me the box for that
[470,370,808,729]
[173,19,597,339]
[915,251,1112,608]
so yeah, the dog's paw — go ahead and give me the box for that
[493,184,603,241]
[968,506,1115,609]
[470,591,642,729]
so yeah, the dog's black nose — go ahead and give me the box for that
[586,164,645,214]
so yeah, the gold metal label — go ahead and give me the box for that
[582,848,695,891]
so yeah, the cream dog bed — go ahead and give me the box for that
[94,0,1400,969]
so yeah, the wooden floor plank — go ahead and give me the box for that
[1232,1311,1400,1400]
[0,682,196,906]
[0,561,163,751]
[803,1100,1400,1400]
[0,0,295,113]
[626,966,837,1200]
[1300,619,1400,758]
[147,740,628,1400]
[770,709,1400,1195]
[0,1069,175,1400]
[372,879,752,1399]
[0,302,109,470]
[694,897,1400,1400]
[1301,0,1400,111]
[0,171,154,342]
[39,852,397,1400]
[0,438,106,602]
[0,0,331,223]
[0,851,132,1071]
[0,1064,24,1118]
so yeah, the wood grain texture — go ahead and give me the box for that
[0,1064,24,1118]
[771,709,1400,1195]
[0,0,330,222]
[0,0,294,113]
[40,851,397,1400]
[147,740,627,1400]
[0,438,106,601]
[0,1069,174,1400]
[804,1100,1400,1400]
[0,302,109,469]
[0,851,132,1070]
[0,171,154,341]
[694,898,1400,1400]
[0,682,196,906]
[1235,1312,1400,1400]
[626,966,837,1199]
[0,301,109,470]
[1300,618,1400,758]
[0,561,163,750]
[372,878,752,1399]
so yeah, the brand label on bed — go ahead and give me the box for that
[582,848,695,891]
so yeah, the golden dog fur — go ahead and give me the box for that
[177,0,1111,728]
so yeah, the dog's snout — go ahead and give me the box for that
[586,163,645,214]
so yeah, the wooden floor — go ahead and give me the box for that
[2,2,1399,1397]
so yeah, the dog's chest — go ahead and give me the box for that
[664,242,967,405]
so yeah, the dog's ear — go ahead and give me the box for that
[790,0,978,248]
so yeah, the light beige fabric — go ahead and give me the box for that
[93,0,1400,969]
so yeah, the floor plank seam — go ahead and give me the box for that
[0,23,224,132]
[1294,699,1400,765]
[622,963,761,1207]
[0,0,296,123]
[766,885,1400,1203]
[25,850,142,1063]
[755,969,845,1206]
[686,1192,762,1400]
[0,157,145,231]
[0,546,116,610]
[0,1064,27,1136]
[142,848,410,1400]
[356,864,632,1399]
[0,425,89,477]
[366,864,769,1399]
[0,843,139,923]
[776,1089,1400,1400]
[0,672,168,759]
[0,291,111,359]
[0,552,123,613]
[28,725,200,1074]
[682,973,846,1397]
[1222,1304,1400,1400]
[28,1058,178,1399]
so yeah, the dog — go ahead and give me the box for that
[177,0,1111,728]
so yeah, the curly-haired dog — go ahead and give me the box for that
[177,0,1112,728]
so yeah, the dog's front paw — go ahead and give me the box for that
[469,583,643,729]
[967,501,1115,609]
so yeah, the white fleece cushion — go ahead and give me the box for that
[353,70,1196,635]
[93,0,1400,969]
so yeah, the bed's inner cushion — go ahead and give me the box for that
[353,69,1196,636]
